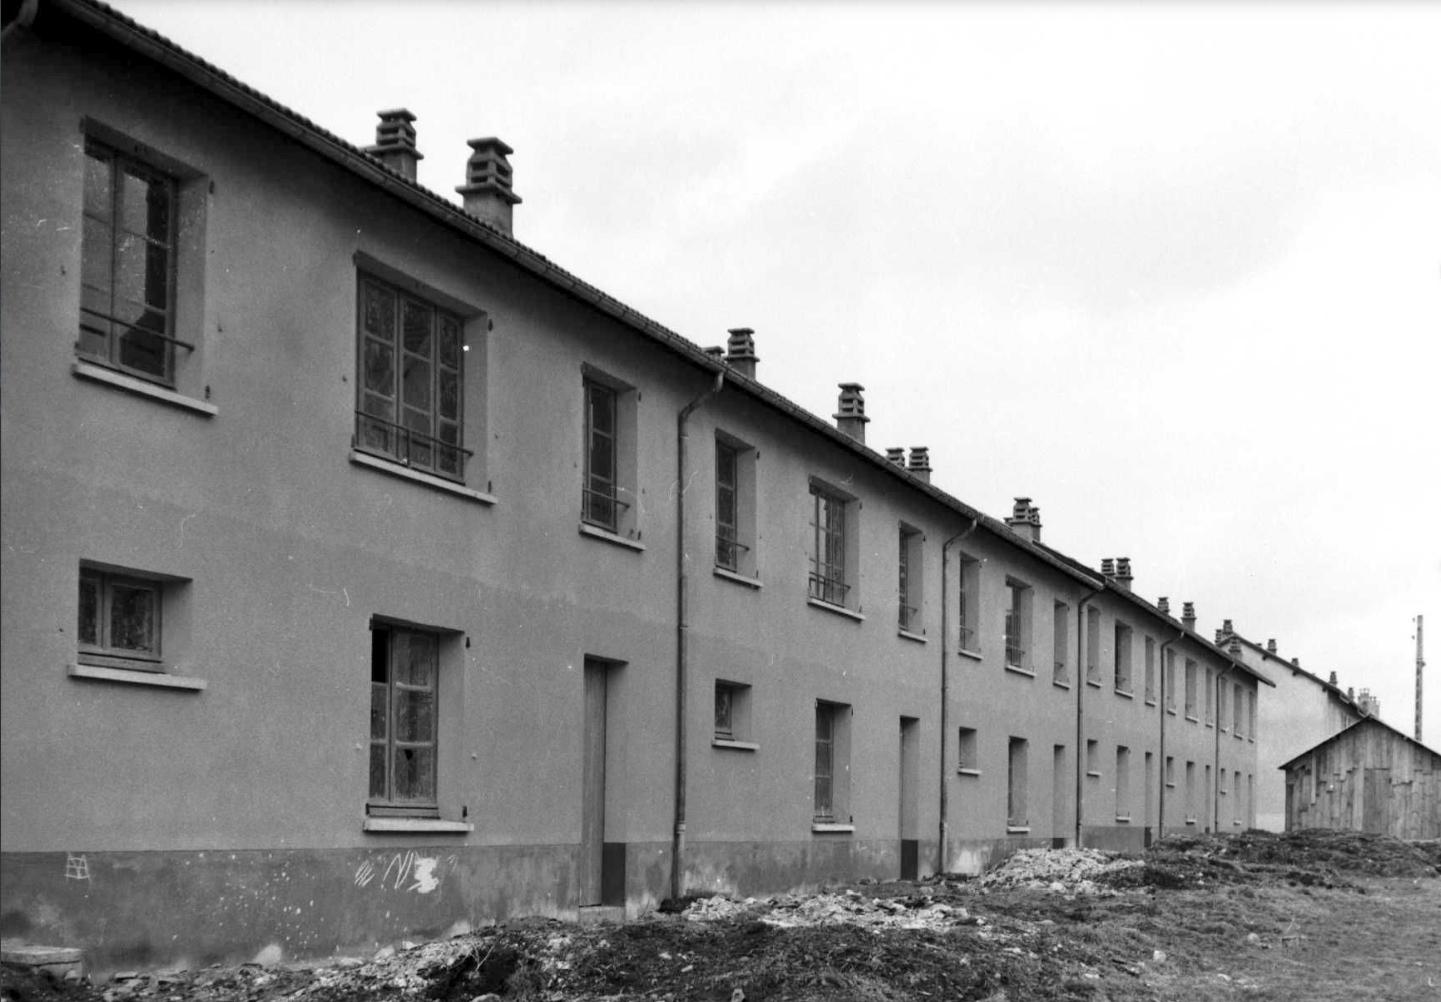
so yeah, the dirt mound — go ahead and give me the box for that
[977,847,1143,894]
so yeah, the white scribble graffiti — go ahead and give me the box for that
[353,860,377,887]
[408,856,439,893]
[352,851,446,894]
[64,854,91,881]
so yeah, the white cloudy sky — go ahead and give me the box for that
[115,0,1440,746]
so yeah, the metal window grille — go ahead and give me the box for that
[369,625,439,813]
[582,379,620,530]
[79,140,186,385]
[1004,584,1026,667]
[356,276,467,481]
[808,487,847,605]
[898,528,918,630]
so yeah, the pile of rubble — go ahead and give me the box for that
[683,888,977,930]
[976,847,1143,894]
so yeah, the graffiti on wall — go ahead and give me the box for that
[64,854,91,882]
[353,851,458,894]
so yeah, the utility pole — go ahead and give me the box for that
[1417,615,1425,742]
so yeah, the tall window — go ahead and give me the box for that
[958,553,980,651]
[1007,737,1029,828]
[1185,761,1197,822]
[357,275,466,480]
[1217,679,1228,731]
[1114,622,1133,692]
[1184,659,1198,718]
[1053,601,1069,684]
[1165,650,1177,712]
[1144,637,1156,702]
[813,701,849,821]
[898,525,923,632]
[1233,682,1244,735]
[369,624,439,814]
[1086,607,1101,684]
[1004,580,1031,669]
[1247,691,1256,739]
[79,568,161,667]
[1116,746,1131,820]
[1205,667,1215,724]
[80,139,179,384]
[583,379,620,530]
[808,484,849,606]
[715,440,741,570]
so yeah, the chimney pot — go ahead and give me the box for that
[1101,558,1116,577]
[1266,638,1277,654]
[1347,686,1355,701]
[366,108,423,182]
[1004,497,1040,542]
[1228,637,1242,656]
[1181,601,1196,631]
[1114,556,1132,591]
[724,328,759,379]
[885,447,906,467]
[833,383,869,443]
[456,136,521,237]
[1328,670,1338,686]
[1292,657,1301,668]
[703,346,725,360]
[1157,596,1170,616]
[906,447,931,483]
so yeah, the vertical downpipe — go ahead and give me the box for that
[672,369,723,902]
[938,518,978,874]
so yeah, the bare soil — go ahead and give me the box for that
[5,830,1439,1002]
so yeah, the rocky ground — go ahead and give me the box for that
[5,829,1439,1002]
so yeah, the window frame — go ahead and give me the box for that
[957,552,980,652]
[807,481,854,609]
[1052,600,1070,685]
[77,567,164,670]
[1004,578,1032,671]
[957,726,980,774]
[1006,737,1029,829]
[1143,636,1157,703]
[715,438,742,571]
[354,273,470,483]
[712,679,754,748]
[1113,620,1133,694]
[898,524,924,633]
[813,700,851,824]
[368,622,442,818]
[1184,658,1198,719]
[78,136,185,387]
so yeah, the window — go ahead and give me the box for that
[1217,677,1228,731]
[1185,761,1197,823]
[1184,659,1198,719]
[1115,746,1131,820]
[1205,667,1215,724]
[1143,637,1156,703]
[1164,755,1175,788]
[1165,650,1177,713]
[1204,765,1212,829]
[1053,601,1069,684]
[1086,607,1101,684]
[713,680,753,746]
[1247,691,1256,740]
[1233,682,1244,736]
[78,567,163,668]
[1004,579,1032,670]
[369,624,440,815]
[1114,621,1133,693]
[957,553,980,651]
[581,371,638,537]
[1086,739,1100,777]
[713,439,747,573]
[898,525,924,633]
[957,726,979,774]
[1218,768,1228,797]
[1007,737,1029,829]
[355,275,468,480]
[808,482,855,609]
[814,701,850,823]
[79,138,181,384]
[1235,770,1244,825]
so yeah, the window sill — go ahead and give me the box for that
[1184,818,1198,827]
[1085,679,1102,688]
[72,361,217,417]
[362,818,474,834]
[712,738,759,752]
[68,663,207,691]
[1004,664,1035,678]
[806,597,863,622]
[897,628,928,644]
[957,767,981,777]
[811,822,855,834]
[578,522,645,551]
[1165,782,1176,789]
[350,451,496,504]
[1115,816,1131,824]
[1185,714,1199,723]
[1166,708,1178,716]
[957,648,983,662]
[1145,698,1157,706]
[1053,678,1072,690]
[1115,688,1134,700]
[1232,820,1243,827]
[1086,770,1102,778]
[713,567,762,589]
[1006,825,1031,834]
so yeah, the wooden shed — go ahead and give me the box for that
[1281,718,1441,839]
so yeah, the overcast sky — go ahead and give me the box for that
[114,0,1440,747]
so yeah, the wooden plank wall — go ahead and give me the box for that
[1283,723,1441,839]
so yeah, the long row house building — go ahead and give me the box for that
[1,0,1271,971]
